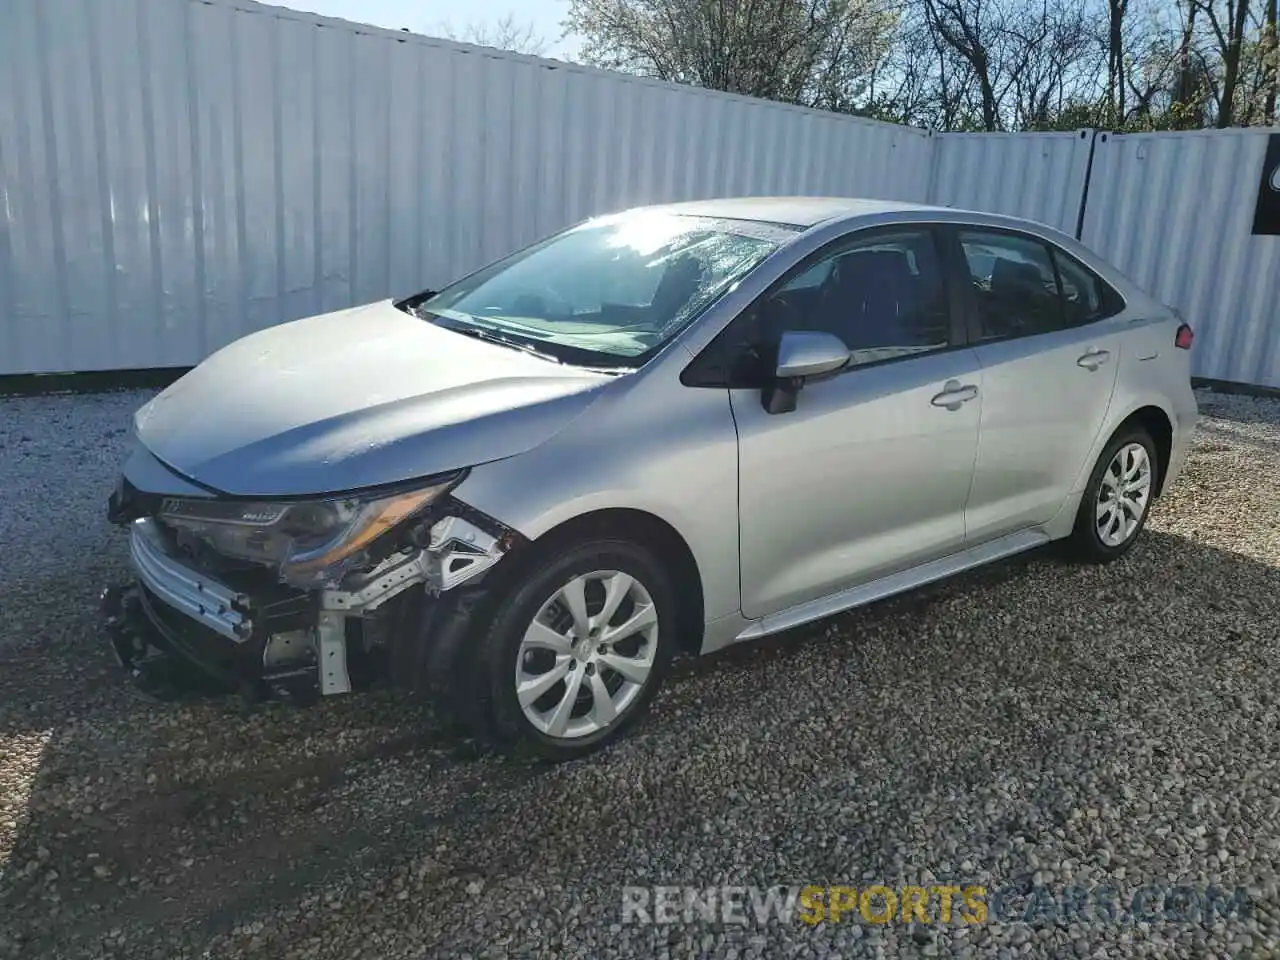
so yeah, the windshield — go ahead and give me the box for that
[410,212,797,368]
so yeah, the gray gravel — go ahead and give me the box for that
[1,386,1279,959]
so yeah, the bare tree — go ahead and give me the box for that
[1107,0,1130,120]
[862,14,953,126]
[437,13,552,56]
[914,0,1102,130]
[919,0,1003,129]
[1102,0,1205,127]
[1193,0,1253,125]
[564,0,1280,130]
[1173,0,1202,104]
[1007,0,1100,127]
[1261,0,1278,120]
[566,0,896,111]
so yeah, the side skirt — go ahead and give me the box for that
[727,528,1052,645]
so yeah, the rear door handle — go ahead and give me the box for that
[930,381,979,410]
[1077,349,1111,371]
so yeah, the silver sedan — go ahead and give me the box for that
[104,198,1198,759]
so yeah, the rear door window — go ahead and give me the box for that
[958,230,1065,342]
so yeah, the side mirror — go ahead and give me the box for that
[762,330,850,414]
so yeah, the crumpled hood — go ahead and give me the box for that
[135,301,612,497]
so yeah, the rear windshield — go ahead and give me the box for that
[413,212,798,368]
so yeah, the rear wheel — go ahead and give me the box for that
[474,539,675,760]
[1067,427,1157,563]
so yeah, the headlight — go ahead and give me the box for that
[158,474,462,588]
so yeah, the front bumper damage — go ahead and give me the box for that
[102,483,524,703]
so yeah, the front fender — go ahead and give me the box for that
[451,382,742,624]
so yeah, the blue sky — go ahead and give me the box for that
[277,0,581,58]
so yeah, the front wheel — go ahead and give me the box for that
[474,539,676,760]
[1067,427,1158,563]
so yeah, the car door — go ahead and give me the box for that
[948,227,1124,544]
[725,226,984,620]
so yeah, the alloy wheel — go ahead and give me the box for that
[1095,441,1152,547]
[514,570,659,740]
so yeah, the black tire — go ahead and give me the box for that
[1066,426,1159,564]
[470,538,676,761]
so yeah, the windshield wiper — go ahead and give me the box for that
[396,292,438,317]
[448,323,565,365]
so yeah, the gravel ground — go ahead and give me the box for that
[1,386,1278,959]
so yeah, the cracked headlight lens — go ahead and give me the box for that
[158,474,461,588]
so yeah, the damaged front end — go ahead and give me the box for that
[102,471,524,703]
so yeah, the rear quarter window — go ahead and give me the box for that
[1052,250,1126,326]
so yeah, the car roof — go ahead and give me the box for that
[627,196,1157,307]
[643,196,957,228]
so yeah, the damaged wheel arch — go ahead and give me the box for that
[510,508,705,657]
[387,505,706,742]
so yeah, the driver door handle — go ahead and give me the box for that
[1077,348,1111,371]
[930,381,979,410]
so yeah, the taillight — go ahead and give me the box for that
[1174,323,1194,350]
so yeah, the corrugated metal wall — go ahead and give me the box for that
[0,0,935,374]
[926,130,1097,234]
[1081,129,1280,389]
[2,0,1276,387]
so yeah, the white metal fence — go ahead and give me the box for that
[0,0,934,374]
[928,130,1097,236]
[1,0,1277,388]
[1081,129,1280,389]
